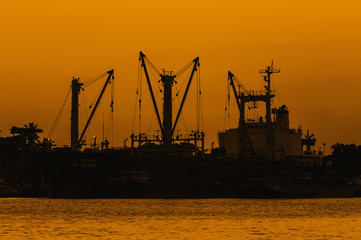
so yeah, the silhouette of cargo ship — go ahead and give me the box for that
[0,53,355,198]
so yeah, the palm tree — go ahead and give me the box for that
[9,122,43,146]
[22,122,43,145]
[10,126,22,136]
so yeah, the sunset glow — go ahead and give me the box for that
[1,0,361,150]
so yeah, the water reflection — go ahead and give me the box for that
[0,198,360,239]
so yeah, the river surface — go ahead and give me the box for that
[1,198,361,239]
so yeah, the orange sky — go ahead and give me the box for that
[1,0,361,153]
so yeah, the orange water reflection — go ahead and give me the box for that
[0,198,360,239]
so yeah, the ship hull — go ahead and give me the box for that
[0,150,355,198]
[35,152,355,198]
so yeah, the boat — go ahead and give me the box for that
[0,53,355,198]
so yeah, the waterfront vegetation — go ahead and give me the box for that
[1,122,52,152]
[1,122,361,162]
[10,122,43,146]
[0,123,360,198]
[327,143,361,175]
[0,122,360,176]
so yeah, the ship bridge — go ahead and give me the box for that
[219,64,306,161]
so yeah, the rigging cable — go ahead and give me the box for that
[173,64,195,134]
[175,60,194,77]
[81,90,92,145]
[179,113,192,133]
[272,75,283,107]
[198,65,204,132]
[132,61,141,134]
[65,122,70,147]
[139,60,143,134]
[173,79,188,133]
[82,72,108,88]
[83,76,111,147]
[175,66,191,97]
[223,75,229,130]
[106,108,112,144]
[227,76,231,129]
[145,70,160,135]
[111,75,114,144]
[106,79,115,145]
[148,63,162,93]
[145,60,162,134]
[174,64,195,133]
[54,125,70,146]
[145,111,157,135]
[48,86,71,139]
[233,74,258,122]
[196,64,200,132]
[145,56,160,76]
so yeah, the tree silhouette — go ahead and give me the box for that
[9,122,43,146]
[23,122,43,145]
[10,126,22,136]
[330,142,361,175]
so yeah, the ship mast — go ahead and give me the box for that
[135,52,203,152]
[71,77,82,151]
[70,70,114,151]
[259,62,280,160]
[161,71,175,146]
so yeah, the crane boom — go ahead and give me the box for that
[78,69,114,146]
[228,71,242,113]
[172,57,199,135]
[228,71,254,157]
[139,51,164,137]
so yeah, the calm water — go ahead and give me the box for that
[1,198,361,239]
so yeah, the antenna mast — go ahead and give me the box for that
[259,61,280,160]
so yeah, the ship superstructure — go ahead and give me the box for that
[218,63,320,166]
[0,56,355,198]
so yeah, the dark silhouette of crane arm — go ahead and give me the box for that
[139,51,164,137]
[172,57,199,135]
[78,69,114,145]
[228,71,243,113]
[228,71,255,156]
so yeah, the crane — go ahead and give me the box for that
[77,70,114,147]
[227,71,255,157]
[135,52,203,151]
